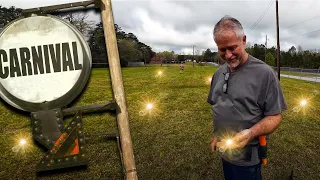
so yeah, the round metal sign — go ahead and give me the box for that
[0,15,91,112]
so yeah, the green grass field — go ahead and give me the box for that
[0,65,320,179]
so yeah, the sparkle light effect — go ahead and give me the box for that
[12,133,33,154]
[139,100,160,117]
[300,99,307,106]
[217,132,242,158]
[19,139,27,146]
[218,138,235,153]
[226,139,233,146]
[155,70,164,78]
[292,96,315,116]
[146,103,153,110]
[205,75,213,85]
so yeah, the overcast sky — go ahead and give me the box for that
[1,0,320,54]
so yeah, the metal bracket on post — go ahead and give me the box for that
[31,109,64,149]
[36,111,88,172]
[61,100,125,178]
[21,0,97,17]
[31,100,125,177]
[102,130,125,178]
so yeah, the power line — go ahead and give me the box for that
[248,0,274,45]
[281,15,320,30]
[281,28,320,41]
[249,0,274,32]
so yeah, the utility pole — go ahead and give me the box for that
[265,35,267,62]
[192,45,196,67]
[142,47,147,68]
[276,0,281,80]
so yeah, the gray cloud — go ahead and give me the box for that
[1,0,320,53]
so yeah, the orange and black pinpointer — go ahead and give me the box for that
[259,136,267,165]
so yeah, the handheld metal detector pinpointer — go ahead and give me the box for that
[259,136,267,165]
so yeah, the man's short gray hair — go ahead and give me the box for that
[213,15,245,40]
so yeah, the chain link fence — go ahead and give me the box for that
[272,66,320,83]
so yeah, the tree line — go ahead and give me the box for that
[153,45,320,69]
[0,6,155,67]
[246,44,320,69]
[168,45,319,69]
[87,22,155,67]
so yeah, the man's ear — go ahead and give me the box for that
[242,35,247,45]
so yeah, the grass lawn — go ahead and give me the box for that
[0,64,319,179]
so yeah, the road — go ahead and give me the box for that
[280,74,320,83]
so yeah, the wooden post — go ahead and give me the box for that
[276,0,281,80]
[99,0,138,179]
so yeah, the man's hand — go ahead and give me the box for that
[211,136,219,152]
[233,129,254,149]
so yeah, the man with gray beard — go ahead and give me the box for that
[207,16,287,180]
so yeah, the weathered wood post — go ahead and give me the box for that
[99,0,138,179]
